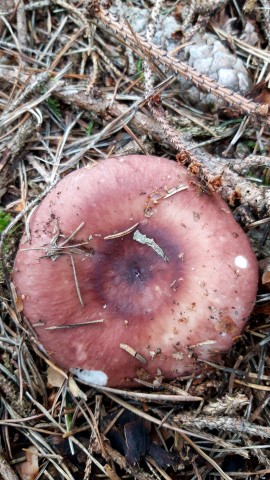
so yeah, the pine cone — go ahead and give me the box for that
[109,5,251,113]
[177,33,252,112]
[109,4,180,51]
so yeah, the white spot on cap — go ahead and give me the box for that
[70,368,108,386]
[235,255,248,269]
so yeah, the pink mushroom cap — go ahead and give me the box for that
[13,155,258,387]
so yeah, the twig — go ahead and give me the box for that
[45,320,104,330]
[173,413,270,439]
[73,381,202,402]
[70,254,84,307]
[104,222,139,240]
[87,2,269,123]
[0,453,20,480]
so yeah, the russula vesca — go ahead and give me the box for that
[13,155,258,387]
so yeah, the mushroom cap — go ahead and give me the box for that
[13,155,258,387]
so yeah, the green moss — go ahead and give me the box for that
[206,101,216,111]
[136,58,143,73]
[0,211,12,282]
[46,97,62,117]
[246,140,256,150]
[85,120,95,136]
[136,58,144,79]
[0,210,11,234]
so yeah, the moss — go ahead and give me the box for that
[85,120,95,136]
[46,97,62,117]
[0,210,11,234]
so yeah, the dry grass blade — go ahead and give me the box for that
[0,64,71,129]
[78,382,202,402]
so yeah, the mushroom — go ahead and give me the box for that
[13,155,258,387]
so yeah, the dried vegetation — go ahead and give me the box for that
[1,0,270,479]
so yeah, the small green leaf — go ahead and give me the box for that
[86,120,94,136]
[136,59,144,79]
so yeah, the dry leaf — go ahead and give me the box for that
[16,446,39,480]
[15,295,24,312]
[68,376,87,400]
[47,365,66,388]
